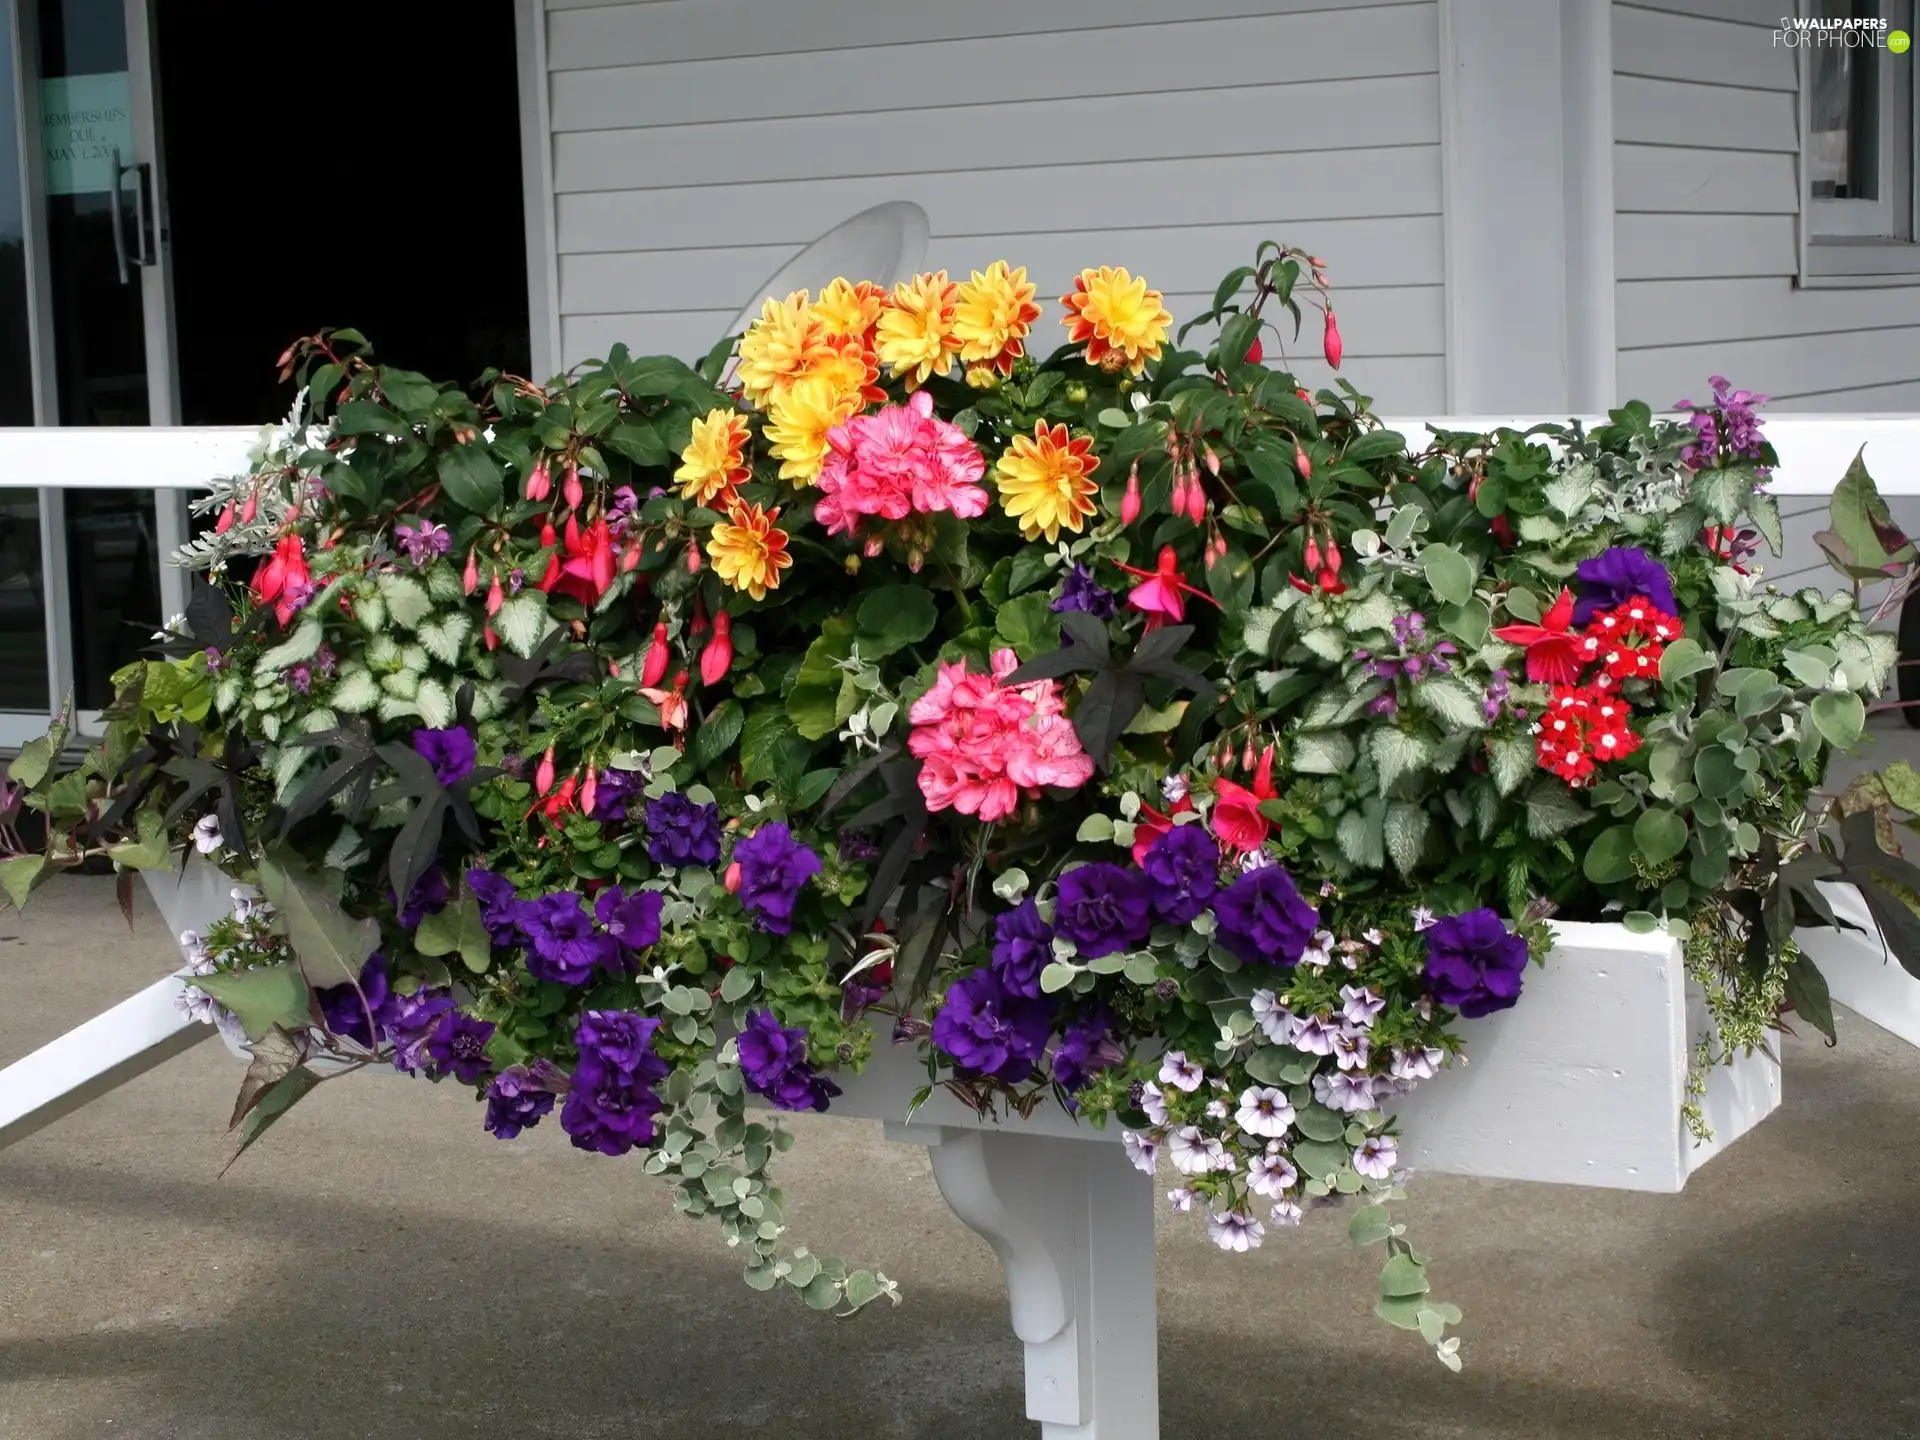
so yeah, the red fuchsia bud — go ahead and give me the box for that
[1317,568,1343,593]
[641,620,671,687]
[485,573,505,617]
[1241,739,1256,770]
[1304,535,1322,573]
[580,767,598,820]
[526,457,552,502]
[1307,255,1327,269]
[1204,536,1220,572]
[1312,270,1329,290]
[562,463,584,512]
[462,548,479,595]
[1202,444,1221,479]
[1296,387,1312,404]
[619,541,641,573]
[686,543,703,574]
[535,746,556,798]
[1322,309,1342,370]
[536,522,561,591]
[1467,472,1484,504]
[1244,337,1263,365]
[213,498,237,535]
[1324,540,1343,575]
[690,599,709,640]
[700,610,733,687]
[724,861,743,894]
[1294,442,1313,480]
[1490,514,1516,549]
[1120,463,1142,525]
[239,491,258,526]
[484,625,499,651]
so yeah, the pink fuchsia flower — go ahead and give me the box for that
[1115,545,1218,629]
[1209,745,1277,855]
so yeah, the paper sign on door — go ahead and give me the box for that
[41,73,133,196]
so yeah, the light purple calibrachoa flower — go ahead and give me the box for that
[1207,1209,1264,1252]
[1235,1085,1295,1139]
[645,791,723,866]
[1353,1135,1399,1181]
[1269,1199,1304,1227]
[990,898,1054,998]
[1141,825,1220,926]
[1122,1130,1158,1175]
[412,726,476,786]
[1212,864,1318,966]
[484,1065,557,1139]
[1392,1045,1445,1082]
[1053,862,1151,959]
[1571,546,1676,626]
[1166,1186,1197,1212]
[1422,908,1529,1018]
[1168,1125,1227,1175]
[1249,989,1295,1044]
[1139,1081,1169,1125]
[931,967,1054,1082]
[1332,1030,1371,1072]
[426,1012,496,1085]
[192,814,223,854]
[395,519,451,567]
[1340,984,1385,1028]
[1314,1070,1377,1114]
[732,822,821,935]
[1292,1012,1338,1056]
[1158,1050,1204,1092]
[736,1008,841,1112]
[1248,1153,1298,1199]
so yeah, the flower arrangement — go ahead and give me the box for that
[6,242,1919,1369]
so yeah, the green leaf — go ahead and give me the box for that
[1380,1253,1430,1299]
[439,444,504,513]
[1291,1138,1349,1178]
[993,593,1059,657]
[227,1065,324,1169]
[692,700,745,769]
[1349,1206,1394,1247]
[1633,808,1688,864]
[1076,814,1115,843]
[1690,466,1748,525]
[1383,801,1429,876]
[1419,543,1475,606]
[1294,1104,1345,1142]
[1826,446,1914,573]
[1784,953,1837,1043]
[1881,760,1920,814]
[719,965,757,1002]
[1488,736,1533,797]
[1374,1296,1427,1330]
[493,592,551,659]
[1810,692,1865,751]
[1583,824,1640,884]
[855,586,938,658]
[1658,637,1713,685]
[1370,728,1432,792]
[334,398,411,439]
[258,855,379,991]
[1411,676,1485,730]
[0,854,48,909]
[1693,747,1743,800]
[1039,963,1078,994]
[1622,910,1660,934]
[415,893,493,973]
[189,962,312,1042]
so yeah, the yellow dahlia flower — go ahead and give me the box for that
[953,261,1042,377]
[675,408,753,508]
[996,421,1100,542]
[876,270,960,389]
[1061,267,1172,375]
[763,371,861,486]
[708,500,792,601]
[736,291,833,409]
[815,277,888,344]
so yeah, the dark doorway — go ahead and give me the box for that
[153,0,531,425]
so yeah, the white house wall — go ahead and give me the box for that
[537,0,1449,409]
[1613,0,1920,412]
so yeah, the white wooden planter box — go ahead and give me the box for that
[0,863,1782,1440]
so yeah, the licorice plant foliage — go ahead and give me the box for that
[4,245,1913,1368]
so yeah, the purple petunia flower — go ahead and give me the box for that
[519,891,620,985]
[560,1067,665,1156]
[1053,863,1151,960]
[385,985,457,1074]
[1052,1005,1124,1093]
[732,823,822,935]
[1141,825,1220,925]
[931,967,1055,1082]
[317,953,391,1048]
[646,792,723,867]
[594,885,664,957]
[484,1064,557,1140]
[395,519,452,568]
[990,899,1054,998]
[393,867,448,931]
[1051,562,1118,619]
[735,1009,841,1112]
[1572,546,1676,626]
[412,726,476,786]
[591,766,642,823]
[426,1011,497,1085]
[1212,865,1319,966]
[575,1010,670,1084]
[466,868,526,946]
[1422,908,1529,1018]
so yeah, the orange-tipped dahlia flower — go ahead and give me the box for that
[708,500,792,601]
[675,408,753,507]
[952,261,1042,377]
[1060,266,1171,375]
[996,421,1100,542]
[876,270,960,389]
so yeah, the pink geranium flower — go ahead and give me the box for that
[909,647,1092,820]
[815,392,988,544]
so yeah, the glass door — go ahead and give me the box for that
[2,0,184,743]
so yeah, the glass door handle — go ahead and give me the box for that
[108,148,157,286]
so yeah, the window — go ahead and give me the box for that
[1802,0,1920,276]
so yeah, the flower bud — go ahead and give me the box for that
[462,548,479,595]
[1120,463,1142,525]
[724,861,743,894]
[526,457,551,502]
[1202,445,1221,478]
[690,599,709,639]
[1296,387,1312,404]
[1244,338,1263,365]
[1322,309,1342,370]
[1294,442,1312,480]
[213,498,237,535]
[641,621,671,687]
[1324,540,1342,576]
[484,625,499,651]
[239,492,258,526]
[580,767,598,820]
[1064,381,1089,404]
[485,573,505,617]
[535,746,556,798]
[562,463,584,511]
[700,610,733,687]
[686,543,703,574]
[1241,739,1256,770]
[1304,535,1322,573]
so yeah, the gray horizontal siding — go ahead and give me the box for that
[1614,2,1920,409]
[542,0,1448,411]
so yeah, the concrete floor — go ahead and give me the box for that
[2,876,1920,1440]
